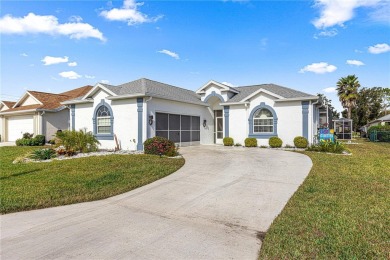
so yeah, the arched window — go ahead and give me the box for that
[253,108,273,133]
[96,105,111,134]
[248,102,278,138]
[93,100,114,140]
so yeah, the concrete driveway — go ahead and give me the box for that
[1,146,312,259]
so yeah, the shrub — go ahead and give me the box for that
[34,135,45,146]
[48,139,56,145]
[294,136,308,148]
[223,137,234,146]
[269,137,283,148]
[307,140,346,154]
[23,132,33,139]
[55,129,100,153]
[234,143,242,147]
[144,136,178,156]
[367,125,390,136]
[260,145,268,148]
[245,138,257,147]
[30,148,56,160]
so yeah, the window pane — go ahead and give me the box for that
[97,118,111,126]
[156,113,168,130]
[254,108,272,119]
[169,130,180,142]
[217,132,223,139]
[181,115,191,130]
[97,106,111,117]
[169,114,180,130]
[156,131,168,139]
[217,118,223,131]
[98,126,111,134]
[215,110,222,117]
[191,116,200,130]
[191,131,200,141]
[181,131,191,142]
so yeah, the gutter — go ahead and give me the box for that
[220,101,250,106]
[61,99,94,105]
[274,96,319,102]
[0,109,37,115]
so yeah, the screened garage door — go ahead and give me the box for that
[7,115,34,141]
[156,112,200,145]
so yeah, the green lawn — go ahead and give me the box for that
[259,139,390,259]
[0,146,184,214]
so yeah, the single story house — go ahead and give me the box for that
[360,114,390,136]
[63,78,323,150]
[0,86,92,142]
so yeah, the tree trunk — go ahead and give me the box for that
[347,107,352,119]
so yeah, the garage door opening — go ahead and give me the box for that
[156,112,200,146]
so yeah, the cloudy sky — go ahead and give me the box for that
[1,0,389,112]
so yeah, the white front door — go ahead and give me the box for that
[214,110,223,144]
[7,115,34,141]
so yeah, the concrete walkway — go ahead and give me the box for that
[0,146,312,259]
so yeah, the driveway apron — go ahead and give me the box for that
[0,146,312,259]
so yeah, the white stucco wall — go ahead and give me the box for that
[74,90,140,150]
[146,98,214,145]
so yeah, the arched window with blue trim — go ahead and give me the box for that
[93,100,114,140]
[248,102,278,138]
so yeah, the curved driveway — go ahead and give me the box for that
[1,146,312,259]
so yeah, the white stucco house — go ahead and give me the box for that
[63,78,323,150]
[0,86,92,142]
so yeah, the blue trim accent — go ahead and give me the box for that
[204,91,224,103]
[224,106,230,137]
[71,104,75,131]
[92,99,114,140]
[137,98,143,151]
[302,101,309,139]
[248,102,278,139]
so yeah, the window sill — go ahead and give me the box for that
[95,134,114,140]
[248,133,277,139]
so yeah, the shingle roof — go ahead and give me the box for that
[2,101,16,108]
[1,85,93,113]
[106,78,205,105]
[226,84,314,102]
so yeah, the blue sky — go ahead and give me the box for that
[1,0,389,112]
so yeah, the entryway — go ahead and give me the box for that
[214,110,223,144]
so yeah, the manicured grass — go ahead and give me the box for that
[0,146,184,214]
[259,139,390,259]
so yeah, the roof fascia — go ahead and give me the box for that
[196,80,239,94]
[82,83,117,100]
[240,88,284,102]
[274,96,319,102]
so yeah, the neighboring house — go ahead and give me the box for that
[360,114,390,136]
[0,86,92,142]
[63,78,323,150]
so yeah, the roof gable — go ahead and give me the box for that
[82,83,117,99]
[196,80,239,94]
[12,91,43,108]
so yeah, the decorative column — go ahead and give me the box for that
[302,101,309,139]
[224,106,230,137]
[137,98,143,151]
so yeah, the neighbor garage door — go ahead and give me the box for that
[7,115,34,141]
[156,112,200,145]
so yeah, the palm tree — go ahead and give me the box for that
[336,75,360,119]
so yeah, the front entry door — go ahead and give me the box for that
[214,110,223,144]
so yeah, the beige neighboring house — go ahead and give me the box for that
[0,86,92,142]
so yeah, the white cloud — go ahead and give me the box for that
[100,80,110,84]
[369,0,390,23]
[68,61,77,67]
[20,53,28,57]
[346,59,365,66]
[158,49,180,59]
[85,75,95,79]
[41,56,69,65]
[100,0,162,26]
[299,62,337,74]
[323,87,337,93]
[59,71,82,79]
[312,0,383,29]
[0,13,105,41]
[314,28,338,39]
[69,15,83,23]
[368,43,390,54]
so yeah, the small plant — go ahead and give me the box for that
[34,135,45,146]
[144,136,178,157]
[294,136,308,148]
[48,139,56,145]
[269,137,283,148]
[30,148,56,160]
[245,138,257,147]
[55,129,100,153]
[260,145,268,148]
[284,144,294,148]
[223,137,234,146]
[23,132,33,139]
[307,140,346,154]
[234,143,242,147]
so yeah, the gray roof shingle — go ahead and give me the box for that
[226,84,314,102]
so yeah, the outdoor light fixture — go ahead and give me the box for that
[203,119,207,127]
[149,115,154,125]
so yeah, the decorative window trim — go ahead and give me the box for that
[204,91,224,103]
[92,99,114,140]
[248,102,278,138]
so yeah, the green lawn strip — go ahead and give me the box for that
[0,146,184,214]
[259,140,390,259]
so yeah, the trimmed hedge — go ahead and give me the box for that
[15,134,45,146]
[223,137,234,146]
[245,138,257,147]
[294,136,308,148]
[144,136,178,157]
[269,136,283,148]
